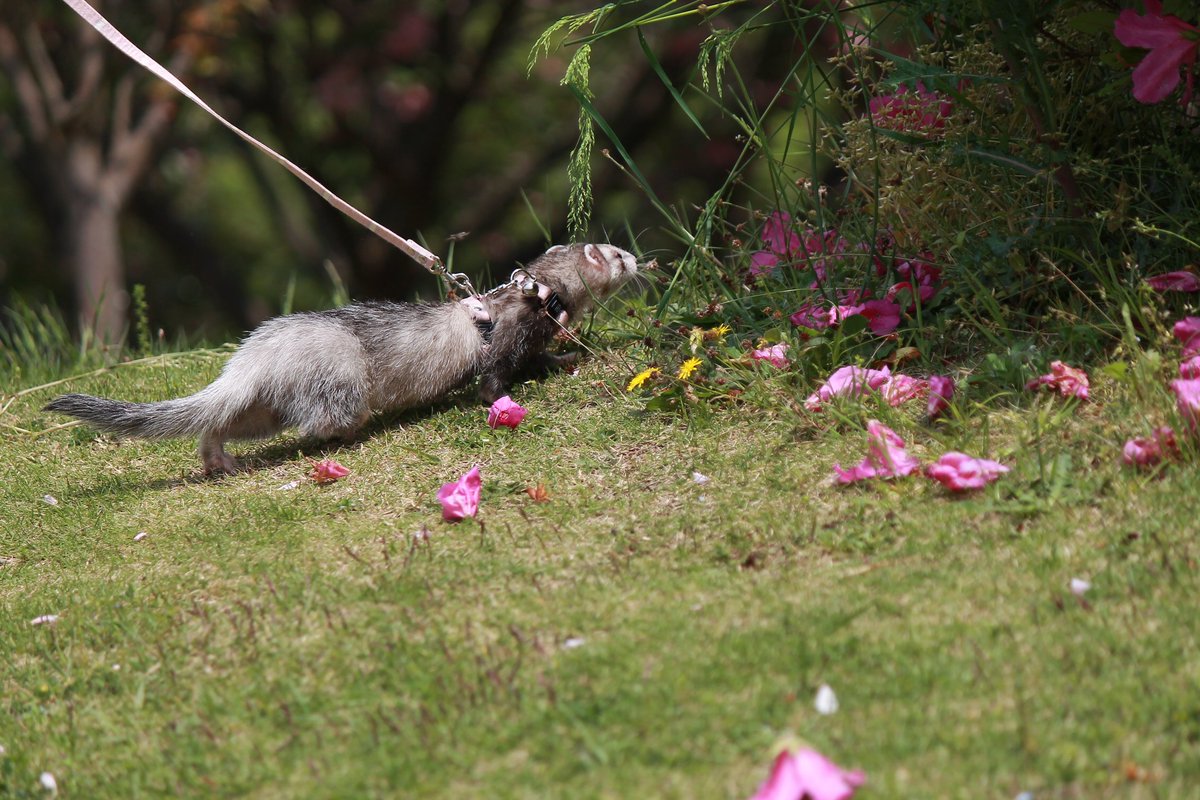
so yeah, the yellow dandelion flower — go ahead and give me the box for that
[706,324,732,339]
[626,367,660,392]
[677,357,703,380]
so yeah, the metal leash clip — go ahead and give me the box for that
[510,269,541,297]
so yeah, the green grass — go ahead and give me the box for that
[2,347,1199,799]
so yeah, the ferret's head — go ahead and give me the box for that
[528,243,639,314]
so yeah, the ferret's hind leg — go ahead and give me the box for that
[294,383,370,442]
[198,404,284,475]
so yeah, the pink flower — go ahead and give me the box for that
[309,459,350,484]
[1171,378,1200,428]
[833,420,921,484]
[1026,361,1089,400]
[925,452,1010,491]
[750,212,802,276]
[487,396,527,429]
[1174,317,1200,356]
[1122,426,1177,468]
[881,374,928,407]
[790,303,834,331]
[856,298,902,335]
[1146,270,1200,292]
[868,82,952,131]
[437,465,481,521]
[749,748,866,800]
[752,343,790,369]
[927,375,955,418]
[1114,0,1198,105]
[1180,355,1200,378]
[805,365,892,411]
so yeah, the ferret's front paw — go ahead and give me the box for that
[203,453,240,476]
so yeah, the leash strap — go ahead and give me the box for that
[58,0,474,294]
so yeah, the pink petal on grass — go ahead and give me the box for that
[749,748,865,800]
[1170,378,1200,429]
[752,343,790,369]
[438,465,481,522]
[1114,0,1199,105]
[927,375,955,418]
[1026,361,1089,400]
[926,452,1009,491]
[834,420,921,484]
[1123,426,1176,468]
[881,374,928,407]
[805,365,892,411]
[1173,317,1200,357]
[1145,270,1200,292]
[856,298,902,335]
[1180,356,1200,379]
[487,396,528,429]
[310,459,350,484]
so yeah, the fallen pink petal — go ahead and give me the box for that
[752,343,790,369]
[1114,0,1199,105]
[1173,317,1200,356]
[1180,356,1200,379]
[309,459,350,484]
[487,395,528,429]
[1145,270,1200,292]
[834,420,921,484]
[31,614,60,626]
[1170,378,1200,428]
[881,374,928,407]
[1070,578,1092,597]
[927,375,955,418]
[806,365,891,411]
[1026,361,1089,400]
[749,748,865,800]
[925,452,1010,491]
[438,465,482,522]
[1122,426,1177,468]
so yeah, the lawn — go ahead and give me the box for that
[2,345,1198,799]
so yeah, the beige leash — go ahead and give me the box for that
[59,0,477,296]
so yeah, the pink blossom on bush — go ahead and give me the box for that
[752,343,790,369]
[805,365,892,410]
[1114,0,1198,105]
[1026,361,1089,400]
[868,82,952,131]
[1171,378,1200,428]
[1180,355,1200,379]
[925,452,1010,491]
[487,396,527,429]
[881,374,928,407]
[834,420,921,484]
[1173,317,1200,356]
[1146,270,1200,292]
[927,375,955,418]
[1122,426,1177,468]
[438,465,481,522]
[749,748,865,800]
[750,212,801,277]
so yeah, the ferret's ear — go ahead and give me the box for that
[583,243,606,272]
[547,245,567,254]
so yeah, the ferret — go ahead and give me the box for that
[44,243,640,474]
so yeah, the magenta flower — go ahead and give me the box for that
[927,375,955,418]
[868,82,952,131]
[1114,0,1198,105]
[309,459,350,484]
[1180,355,1200,378]
[487,396,528,429]
[1171,378,1200,428]
[752,343,791,369]
[881,374,928,407]
[856,298,902,335]
[790,303,834,331]
[437,465,481,522]
[1122,426,1177,468]
[805,365,892,411]
[1146,270,1200,292]
[1174,317,1200,356]
[1026,361,1089,400]
[833,420,921,484]
[750,212,802,276]
[925,452,1010,491]
[749,748,866,800]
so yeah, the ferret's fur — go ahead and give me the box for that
[45,243,638,473]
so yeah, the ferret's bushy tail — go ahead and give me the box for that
[44,391,219,439]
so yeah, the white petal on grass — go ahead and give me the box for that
[0,744,6,755]
[30,615,59,626]
[562,637,586,650]
[39,772,57,793]
[277,480,301,491]
[133,532,148,542]
[42,495,58,506]
[691,471,710,485]
[814,683,839,715]
[1069,578,1091,596]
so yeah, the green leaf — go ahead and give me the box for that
[637,28,707,139]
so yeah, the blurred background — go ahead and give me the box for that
[0,0,802,345]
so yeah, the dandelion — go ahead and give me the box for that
[677,357,703,380]
[707,324,732,339]
[626,367,660,391]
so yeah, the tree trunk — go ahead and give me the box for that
[65,191,127,345]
